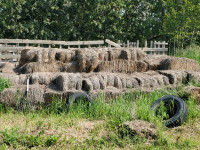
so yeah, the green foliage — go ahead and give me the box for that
[0,78,11,93]
[163,0,200,46]
[176,45,200,64]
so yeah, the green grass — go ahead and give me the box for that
[176,45,200,64]
[0,85,200,149]
[0,77,10,93]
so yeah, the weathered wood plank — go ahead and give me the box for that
[0,54,20,59]
[143,48,168,52]
[105,39,121,48]
[0,39,104,46]
[0,46,24,52]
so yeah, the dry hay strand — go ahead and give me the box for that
[77,49,99,72]
[136,49,147,61]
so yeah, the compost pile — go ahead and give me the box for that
[0,47,200,106]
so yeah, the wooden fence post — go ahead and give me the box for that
[136,40,139,48]
[127,40,129,48]
[150,41,153,55]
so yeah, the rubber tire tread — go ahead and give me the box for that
[68,92,93,106]
[151,95,188,127]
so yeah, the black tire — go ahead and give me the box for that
[68,92,93,107]
[151,95,188,127]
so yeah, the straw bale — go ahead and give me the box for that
[136,49,147,61]
[19,49,31,66]
[114,76,122,89]
[77,49,99,72]
[107,74,115,87]
[159,70,188,84]
[121,78,127,88]
[0,62,16,74]
[136,61,148,72]
[90,76,100,90]
[61,62,79,72]
[97,75,106,90]
[82,78,93,92]
[159,57,200,71]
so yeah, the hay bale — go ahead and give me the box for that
[159,70,188,85]
[77,49,99,72]
[61,62,79,72]
[187,71,200,82]
[121,78,127,88]
[114,76,122,89]
[19,49,31,66]
[82,78,93,92]
[136,49,147,61]
[97,60,144,73]
[136,61,148,72]
[90,76,100,90]
[48,49,56,63]
[55,51,66,62]
[27,85,45,104]
[55,74,82,91]
[21,62,62,73]
[159,57,200,71]
[0,73,19,84]
[0,88,19,106]
[0,62,16,74]
[97,75,106,90]
[30,72,57,85]
[107,74,115,87]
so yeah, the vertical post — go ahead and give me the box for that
[162,41,165,55]
[78,45,81,48]
[68,45,70,49]
[144,40,147,48]
[150,41,153,55]
[26,43,29,47]
[49,45,51,48]
[5,42,7,61]
[136,40,139,48]
[118,40,120,45]
[38,44,40,47]
[127,40,129,48]
[154,41,157,55]
[59,45,62,49]
[88,44,91,48]
[158,41,161,55]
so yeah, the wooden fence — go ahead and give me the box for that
[0,39,168,62]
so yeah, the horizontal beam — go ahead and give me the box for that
[0,54,20,59]
[0,39,104,45]
[143,48,168,52]
[0,46,24,52]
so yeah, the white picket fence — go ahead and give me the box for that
[0,39,168,62]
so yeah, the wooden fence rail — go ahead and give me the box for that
[0,39,168,62]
